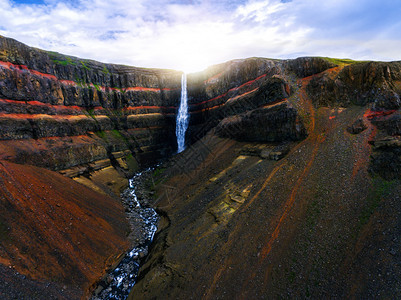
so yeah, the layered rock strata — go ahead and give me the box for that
[0,35,182,196]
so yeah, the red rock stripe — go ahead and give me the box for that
[225,88,258,104]
[0,113,89,120]
[0,60,177,93]
[0,98,177,114]
[189,89,285,114]
[0,61,58,80]
[191,73,267,107]
[364,109,396,119]
[0,98,83,110]
[203,70,225,84]
[123,105,177,111]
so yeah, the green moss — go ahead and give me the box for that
[95,130,106,138]
[74,76,92,89]
[48,52,77,66]
[81,61,90,71]
[74,76,85,88]
[146,167,167,195]
[288,270,296,283]
[93,84,101,92]
[85,109,99,122]
[111,129,124,139]
[153,167,166,177]
[124,153,139,171]
[102,65,110,75]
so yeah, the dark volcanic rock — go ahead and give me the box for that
[347,118,368,134]
[370,111,401,136]
[215,103,307,142]
[369,137,401,180]
[369,148,401,180]
[284,57,337,78]
[306,61,401,108]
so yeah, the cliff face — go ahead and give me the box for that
[1,35,401,299]
[0,35,182,185]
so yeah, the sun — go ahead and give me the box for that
[155,22,233,74]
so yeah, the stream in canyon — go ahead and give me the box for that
[91,168,159,300]
[92,72,190,299]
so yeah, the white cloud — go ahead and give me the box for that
[0,0,400,72]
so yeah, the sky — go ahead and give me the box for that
[1,0,401,73]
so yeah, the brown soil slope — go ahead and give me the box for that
[0,160,130,298]
[130,69,401,298]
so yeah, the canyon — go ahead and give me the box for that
[0,35,400,298]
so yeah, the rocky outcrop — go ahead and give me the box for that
[306,61,401,108]
[184,58,330,143]
[284,56,337,78]
[367,110,401,180]
[347,118,368,134]
[215,103,306,142]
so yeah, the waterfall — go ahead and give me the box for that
[176,73,189,153]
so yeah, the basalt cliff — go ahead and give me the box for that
[0,35,400,299]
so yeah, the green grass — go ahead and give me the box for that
[320,57,367,66]
[85,108,95,117]
[48,52,77,66]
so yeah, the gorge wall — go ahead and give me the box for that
[1,35,401,299]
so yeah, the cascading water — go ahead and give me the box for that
[176,73,189,153]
